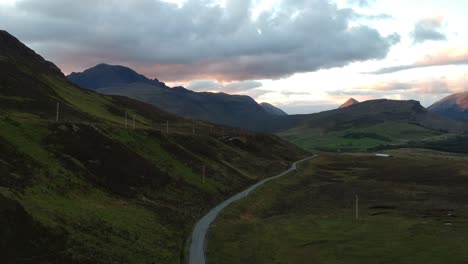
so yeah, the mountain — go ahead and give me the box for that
[339,98,359,108]
[65,62,468,151]
[260,102,288,116]
[67,63,159,89]
[67,64,273,131]
[428,91,468,121]
[0,30,307,263]
[273,99,467,151]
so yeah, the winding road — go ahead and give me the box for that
[188,156,316,264]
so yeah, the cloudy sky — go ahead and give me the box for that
[1,0,468,114]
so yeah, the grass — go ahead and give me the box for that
[43,75,125,124]
[387,134,468,154]
[0,119,177,262]
[279,121,443,152]
[20,185,179,263]
[207,149,468,264]
[0,115,307,263]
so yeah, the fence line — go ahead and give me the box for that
[0,112,257,138]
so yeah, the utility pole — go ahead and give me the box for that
[166,120,169,133]
[202,166,206,184]
[125,111,128,129]
[56,102,60,122]
[355,195,359,220]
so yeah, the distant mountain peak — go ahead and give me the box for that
[428,91,468,121]
[67,63,154,89]
[260,102,288,116]
[339,98,359,109]
[429,91,468,111]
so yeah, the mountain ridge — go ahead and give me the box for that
[67,64,285,130]
[260,102,288,116]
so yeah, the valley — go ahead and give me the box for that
[1,10,468,263]
[207,149,468,264]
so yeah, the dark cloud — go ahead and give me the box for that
[411,17,447,44]
[1,0,399,82]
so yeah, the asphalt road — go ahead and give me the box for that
[188,156,316,264]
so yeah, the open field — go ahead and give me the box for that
[207,149,468,264]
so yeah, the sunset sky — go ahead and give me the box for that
[1,0,467,113]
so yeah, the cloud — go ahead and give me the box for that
[373,82,412,91]
[280,91,310,96]
[411,17,447,44]
[242,89,273,99]
[1,0,400,82]
[329,78,464,98]
[370,46,468,74]
[415,80,451,94]
[358,13,393,20]
[279,100,339,114]
[348,0,376,7]
[186,80,223,91]
[326,78,465,108]
[187,79,263,93]
[224,81,263,92]
[328,89,380,96]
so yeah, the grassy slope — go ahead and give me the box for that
[0,32,308,263]
[279,121,444,152]
[274,99,467,152]
[379,134,468,154]
[208,149,468,264]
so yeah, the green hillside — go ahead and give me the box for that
[279,121,446,152]
[274,99,466,152]
[0,30,308,263]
